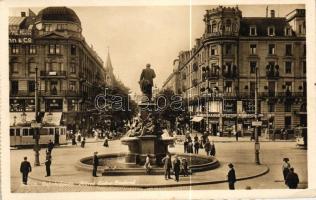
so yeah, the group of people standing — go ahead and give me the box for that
[160,154,189,182]
[183,133,216,157]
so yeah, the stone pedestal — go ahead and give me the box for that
[121,135,174,166]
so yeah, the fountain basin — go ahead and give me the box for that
[76,153,220,176]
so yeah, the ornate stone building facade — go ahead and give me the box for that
[170,6,306,137]
[9,7,106,130]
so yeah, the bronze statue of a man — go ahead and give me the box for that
[139,63,156,101]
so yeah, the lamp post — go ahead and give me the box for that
[34,67,40,166]
[254,67,260,165]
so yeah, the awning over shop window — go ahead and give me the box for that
[190,116,204,122]
[42,112,62,126]
[10,112,36,126]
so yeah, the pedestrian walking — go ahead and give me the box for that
[92,152,99,177]
[235,130,239,141]
[194,140,200,154]
[204,139,210,156]
[183,138,188,153]
[71,133,77,145]
[144,154,152,174]
[45,151,52,177]
[103,137,109,147]
[47,139,54,153]
[285,168,299,189]
[181,158,189,177]
[210,141,216,156]
[77,131,82,143]
[227,163,236,190]
[282,158,291,181]
[194,134,198,143]
[80,137,86,148]
[162,154,172,180]
[173,155,181,182]
[188,140,193,154]
[20,157,32,185]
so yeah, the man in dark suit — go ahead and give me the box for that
[162,154,172,180]
[20,157,32,185]
[286,168,300,189]
[173,155,181,182]
[92,152,99,177]
[45,151,52,177]
[47,139,54,153]
[139,63,156,101]
[227,163,236,190]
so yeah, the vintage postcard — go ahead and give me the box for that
[1,0,316,199]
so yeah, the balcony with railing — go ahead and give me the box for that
[266,65,280,80]
[10,90,35,97]
[40,71,67,77]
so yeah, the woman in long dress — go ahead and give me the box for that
[144,154,152,174]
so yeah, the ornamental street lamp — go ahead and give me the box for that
[254,67,260,165]
[34,66,40,166]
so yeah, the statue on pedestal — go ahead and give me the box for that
[139,63,156,102]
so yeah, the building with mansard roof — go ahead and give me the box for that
[9,7,107,132]
[166,6,306,138]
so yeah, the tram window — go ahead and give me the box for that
[55,128,60,135]
[41,128,49,135]
[16,129,21,136]
[23,129,29,136]
[49,128,54,135]
[29,129,34,136]
[10,129,15,136]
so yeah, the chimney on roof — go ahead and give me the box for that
[21,12,26,17]
[271,10,275,18]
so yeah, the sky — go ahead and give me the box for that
[10,4,304,95]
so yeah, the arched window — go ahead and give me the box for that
[225,19,231,32]
[212,21,217,33]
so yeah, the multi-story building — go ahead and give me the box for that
[172,6,306,137]
[9,7,107,131]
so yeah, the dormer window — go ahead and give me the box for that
[284,26,292,36]
[268,26,275,36]
[249,26,257,36]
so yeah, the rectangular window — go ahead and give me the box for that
[10,129,15,136]
[299,25,302,34]
[28,81,35,93]
[23,129,29,136]
[250,81,255,96]
[71,45,76,55]
[250,44,257,55]
[210,46,217,56]
[303,44,306,56]
[225,44,232,55]
[49,45,61,54]
[250,61,256,74]
[285,82,292,92]
[11,80,19,94]
[250,26,257,36]
[285,61,292,74]
[285,44,292,56]
[69,81,76,91]
[285,116,291,128]
[268,44,275,55]
[55,45,61,54]
[285,27,292,36]
[11,62,19,73]
[70,63,76,73]
[224,81,232,93]
[29,62,37,74]
[44,24,52,32]
[284,103,292,112]
[268,26,275,36]
[29,45,36,54]
[11,45,20,54]
[50,80,58,95]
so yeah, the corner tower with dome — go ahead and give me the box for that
[9,7,106,131]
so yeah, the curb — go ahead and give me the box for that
[29,165,269,189]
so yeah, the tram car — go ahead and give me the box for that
[10,125,67,147]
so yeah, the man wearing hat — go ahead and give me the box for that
[139,63,156,101]
[92,152,99,177]
[172,155,181,182]
[227,163,236,190]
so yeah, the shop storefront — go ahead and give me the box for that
[45,99,63,112]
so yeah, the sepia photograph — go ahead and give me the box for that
[1,0,316,199]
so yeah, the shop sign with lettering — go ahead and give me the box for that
[9,29,33,44]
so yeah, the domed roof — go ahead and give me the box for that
[36,7,81,25]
